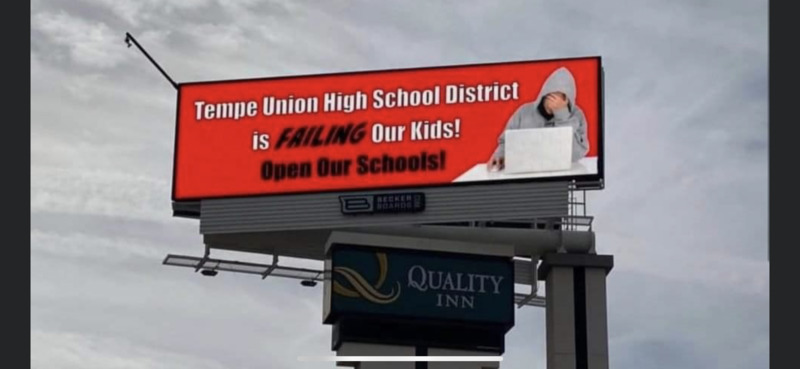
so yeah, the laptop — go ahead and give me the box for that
[503,126,574,174]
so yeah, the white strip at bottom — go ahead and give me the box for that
[298,356,502,362]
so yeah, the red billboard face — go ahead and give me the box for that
[173,57,603,200]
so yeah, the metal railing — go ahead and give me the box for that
[163,183,597,310]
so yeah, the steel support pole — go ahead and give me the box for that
[538,253,613,369]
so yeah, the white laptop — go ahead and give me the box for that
[503,126,573,174]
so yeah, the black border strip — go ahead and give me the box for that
[11,1,30,368]
[170,56,605,201]
[771,1,793,368]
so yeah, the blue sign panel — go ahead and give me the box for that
[326,244,514,328]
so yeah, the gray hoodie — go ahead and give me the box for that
[492,67,590,162]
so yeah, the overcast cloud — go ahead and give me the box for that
[31,0,768,368]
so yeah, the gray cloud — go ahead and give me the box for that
[31,0,767,368]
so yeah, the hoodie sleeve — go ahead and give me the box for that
[492,106,523,160]
[552,106,590,162]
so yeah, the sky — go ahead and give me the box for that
[31,0,768,368]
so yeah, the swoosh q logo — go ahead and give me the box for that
[333,252,401,304]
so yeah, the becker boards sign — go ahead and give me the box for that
[323,245,514,329]
[172,56,604,201]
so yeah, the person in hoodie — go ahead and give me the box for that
[488,67,589,170]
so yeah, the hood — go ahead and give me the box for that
[536,67,577,104]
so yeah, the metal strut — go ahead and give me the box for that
[261,254,279,279]
[124,32,178,90]
[195,245,211,273]
[516,256,541,308]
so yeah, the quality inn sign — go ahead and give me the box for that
[324,245,514,327]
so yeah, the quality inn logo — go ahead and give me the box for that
[333,252,401,304]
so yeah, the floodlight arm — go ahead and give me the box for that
[124,32,178,90]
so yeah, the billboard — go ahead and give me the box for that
[323,244,514,328]
[173,56,603,200]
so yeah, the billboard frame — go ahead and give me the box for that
[171,56,605,202]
